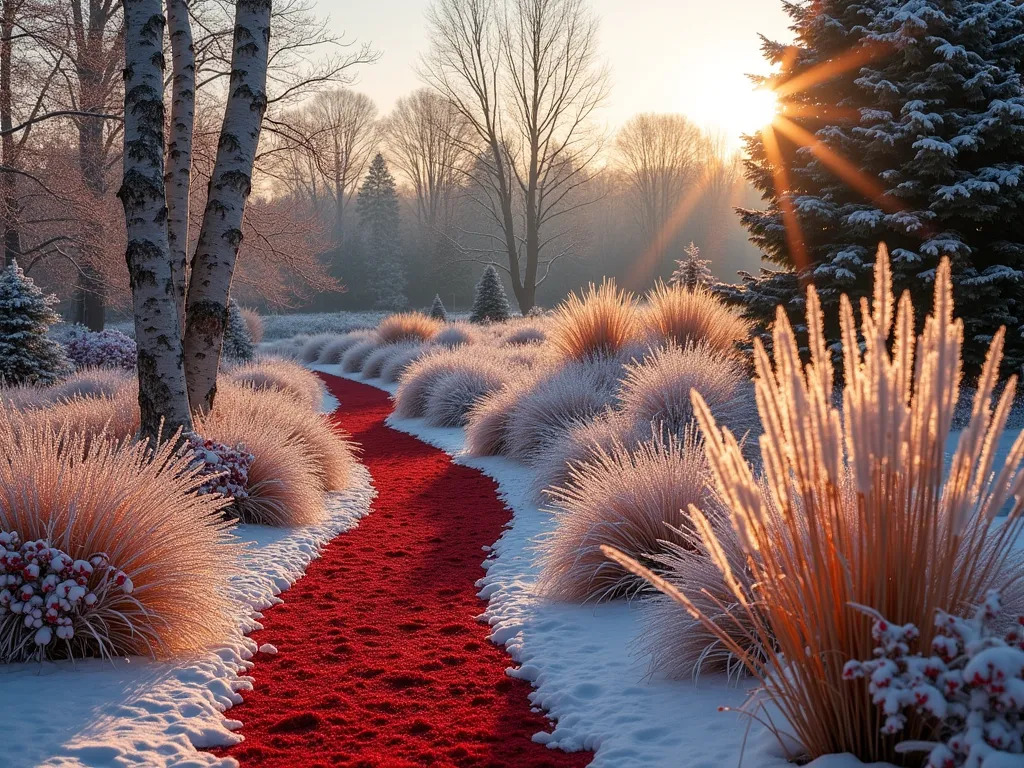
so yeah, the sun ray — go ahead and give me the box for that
[761,124,809,271]
[773,42,891,99]
[627,178,710,290]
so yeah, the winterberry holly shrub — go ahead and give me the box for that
[844,591,1024,767]
[187,434,255,508]
[0,530,136,662]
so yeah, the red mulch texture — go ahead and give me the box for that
[212,373,592,768]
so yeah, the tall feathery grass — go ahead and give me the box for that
[548,280,640,361]
[376,312,442,344]
[641,282,750,357]
[0,415,239,660]
[226,359,324,410]
[539,429,713,602]
[605,246,1024,762]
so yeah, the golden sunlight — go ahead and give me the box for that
[688,76,780,148]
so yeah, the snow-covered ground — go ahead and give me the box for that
[3,389,373,768]
[317,364,887,768]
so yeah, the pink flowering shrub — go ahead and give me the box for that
[64,329,136,370]
[0,530,136,662]
[186,433,255,508]
[844,592,1024,766]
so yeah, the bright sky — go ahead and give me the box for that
[323,0,793,149]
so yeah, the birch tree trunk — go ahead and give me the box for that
[119,0,193,442]
[165,0,195,332]
[183,0,271,413]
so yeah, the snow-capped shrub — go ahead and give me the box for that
[317,331,375,365]
[186,433,255,506]
[502,358,623,463]
[63,328,137,371]
[0,416,237,660]
[844,591,1024,767]
[640,282,750,358]
[423,365,509,428]
[380,343,426,383]
[604,248,1024,763]
[196,387,327,526]
[239,306,264,343]
[433,322,480,348]
[505,325,546,346]
[226,359,324,411]
[0,260,71,386]
[377,312,441,344]
[299,334,337,364]
[549,280,639,361]
[222,299,256,363]
[669,241,714,290]
[361,341,419,380]
[429,294,448,321]
[470,264,511,323]
[340,338,381,373]
[618,342,759,448]
[529,410,632,500]
[538,430,715,602]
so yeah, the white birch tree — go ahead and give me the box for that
[182,0,271,413]
[165,0,194,331]
[119,0,193,441]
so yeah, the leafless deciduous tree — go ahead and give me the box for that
[273,88,379,245]
[385,88,471,232]
[421,0,608,313]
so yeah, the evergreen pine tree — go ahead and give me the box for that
[0,260,71,385]
[357,153,407,310]
[735,0,1024,370]
[470,265,511,323]
[429,294,448,321]
[669,242,714,290]
[222,299,256,363]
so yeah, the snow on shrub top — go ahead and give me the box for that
[186,433,255,506]
[0,530,135,662]
[844,591,1024,766]
[63,328,137,370]
[0,260,70,386]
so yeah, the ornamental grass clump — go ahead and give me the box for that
[605,246,1024,763]
[298,333,338,364]
[341,338,381,373]
[361,341,419,380]
[549,280,640,361]
[640,281,750,358]
[226,358,324,410]
[0,416,238,661]
[317,330,375,364]
[376,312,442,344]
[423,364,509,428]
[538,429,715,603]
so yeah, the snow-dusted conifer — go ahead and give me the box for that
[222,299,256,363]
[0,260,69,385]
[669,242,713,290]
[429,294,448,321]
[357,153,407,310]
[735,0,1024,369]
[470,264,511,323]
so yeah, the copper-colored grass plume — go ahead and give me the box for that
[226,359,324,411]
[641,282,751,357]
[549,279,640,361]
[376,312,442,345]
[0,414,239,660]
[538,429,714,603]
[11,388,141,445]
[605,245,1024,763]
[240,307,264,343]
[197,386,329,526]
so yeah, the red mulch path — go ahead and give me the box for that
[211,373,592,768]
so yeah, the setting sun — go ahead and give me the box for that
[685,72,781,148]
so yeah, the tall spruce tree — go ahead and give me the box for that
[222,299,256,363]
[0,260,70,385]
[357,153,407,310]
[470,265,512,323]
[735,0,1024,370]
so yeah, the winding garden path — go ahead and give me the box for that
[213,373,591,767]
